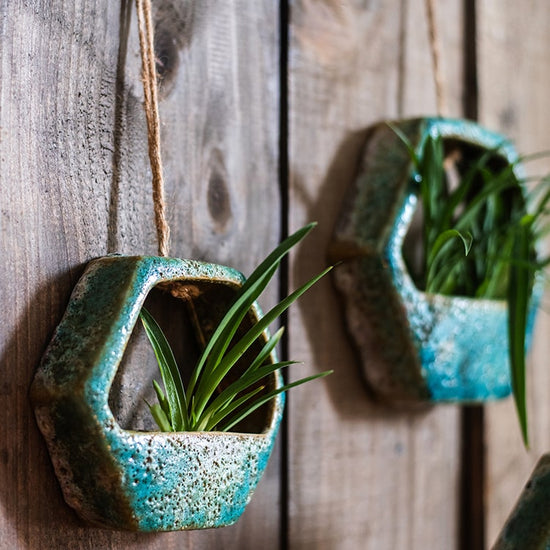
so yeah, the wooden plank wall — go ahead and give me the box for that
[478,1,550,547]
[0,1,280,549]
[287,0,463,548]
[1,1,549,549]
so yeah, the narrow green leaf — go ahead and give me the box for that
[140,308,187,430]
[508,225,532,447]
[186,223,316,399]
[199,385,267,432]
[439,147,496,230]
[453,166,520,234]
[152,379,171,422]
[198,360,299,427]
[219,370,333,432]
[426,230,473,292]
[244,223,317,289]
[186,261,279,400]
[421,134,445,226]
[192,266,333,419]
[242,326,284,377]
[386,122,420,169]
[146,401,173,432]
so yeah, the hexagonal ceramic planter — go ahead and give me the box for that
[30,255,284,531]
[493,453,550,549]
[330,117,540,405]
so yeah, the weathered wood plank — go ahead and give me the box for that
[152,3,282,547]
[477,1,550,547]
[0,1,280,548]
[287,1,463,548]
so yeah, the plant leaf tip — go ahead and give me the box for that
[143,223,330,433]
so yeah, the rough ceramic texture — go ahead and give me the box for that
[493,453,550,550]
[330,117,540,404]
[30,255,284,531]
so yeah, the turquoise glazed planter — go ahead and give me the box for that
[330,117,540,405]
[493,454,550,549]
[31,255,284,531]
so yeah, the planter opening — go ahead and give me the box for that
[402,137,532,300]
[109,280,276,435]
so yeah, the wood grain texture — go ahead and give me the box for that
[7,0,550,547]
[477,1,550,547]
[0,1,280,548]
[287,1,463,548]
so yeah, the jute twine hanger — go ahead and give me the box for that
[135,0,207,341]
[135,0,170,257]
[425,0,447,117]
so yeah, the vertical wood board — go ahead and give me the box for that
[0,1,280,548]
[477,1,550,547]
[287,1,463,548]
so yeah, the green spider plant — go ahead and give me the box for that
[393,125,550,447]
[139,223,332,433]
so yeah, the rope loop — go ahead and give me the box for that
[136,0,170,257]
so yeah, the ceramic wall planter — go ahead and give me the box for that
[493,454,550,549]
[30,255,284,531]
[330,117,540,405]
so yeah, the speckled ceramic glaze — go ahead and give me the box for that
[30,255,284,531]
[330,117,540,404]
[493,454,550,550]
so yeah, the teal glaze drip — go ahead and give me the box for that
[31,255,284,532]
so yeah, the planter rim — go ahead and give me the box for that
[84,254,284,433]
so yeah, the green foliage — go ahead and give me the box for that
[396,128,550,447]
[140,223,333,433]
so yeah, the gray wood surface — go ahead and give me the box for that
[287,1,463,548]
[3,0,550,549]
[0,1,280,548]
[478,1,550,547]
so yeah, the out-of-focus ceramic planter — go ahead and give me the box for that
[493,454,550,550]
[330,117,539,405]
[31,255,284,531]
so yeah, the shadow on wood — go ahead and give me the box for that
[291,127,433,423]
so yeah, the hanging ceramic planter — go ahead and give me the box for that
[29,2,334,531]
[329,117,540,405]
[31,255,284,531]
